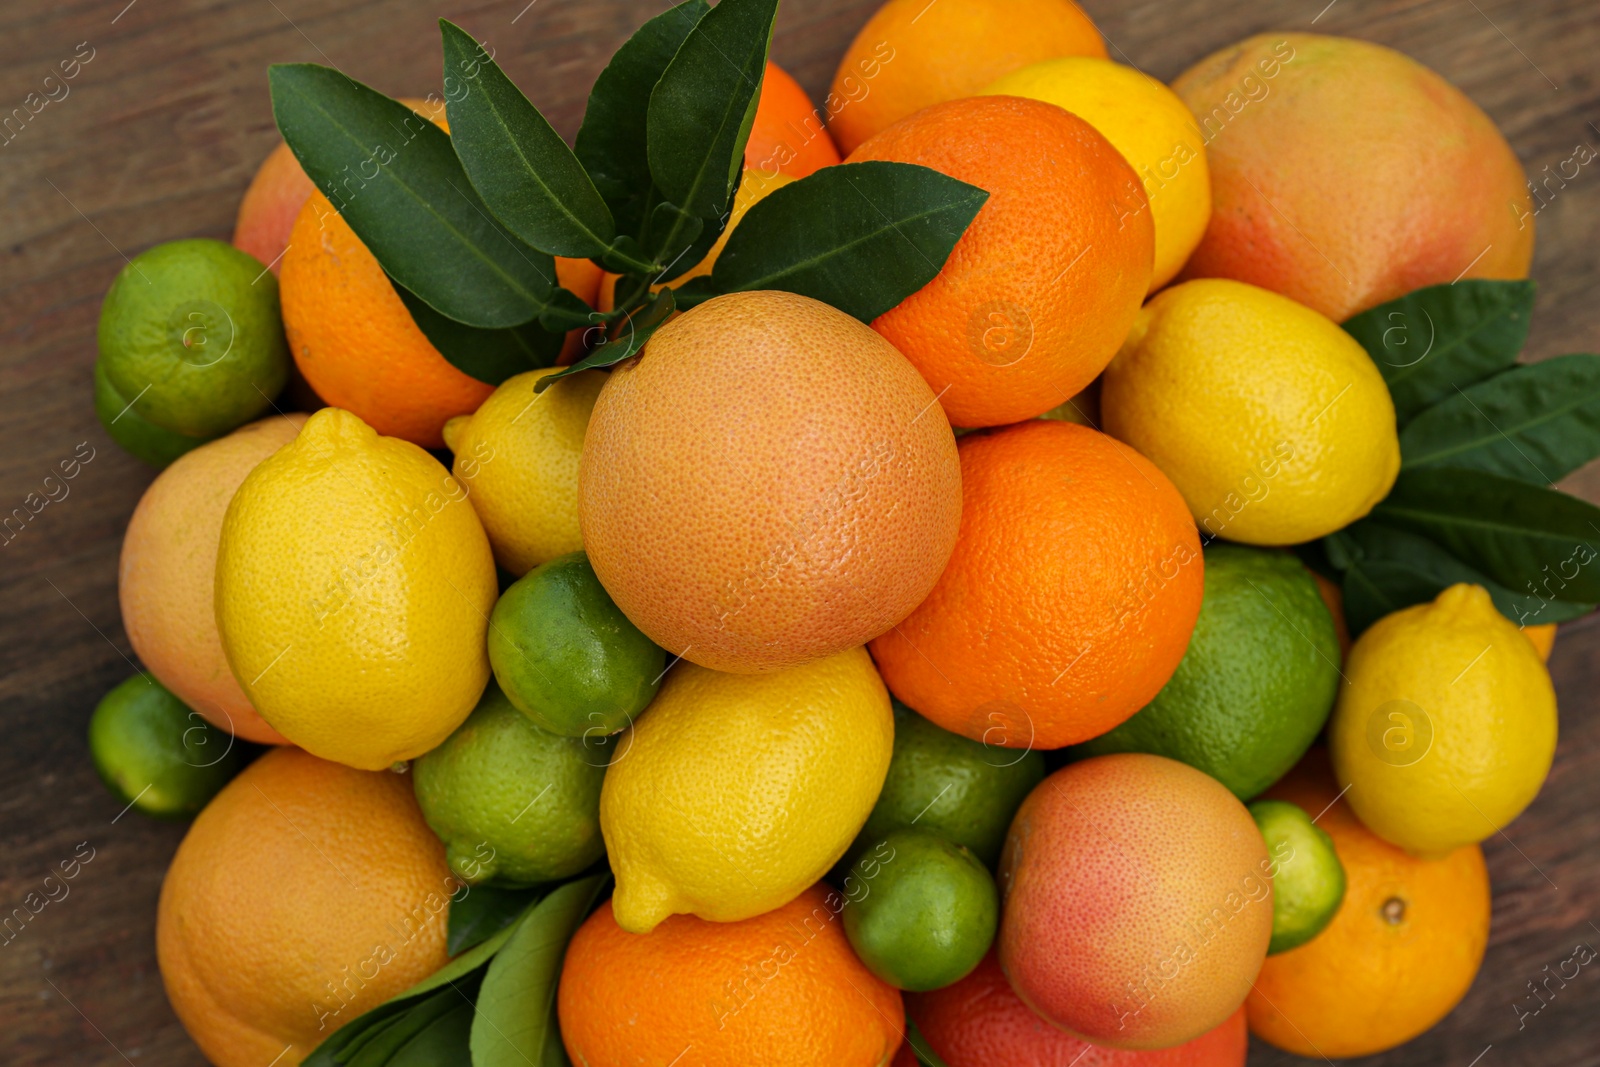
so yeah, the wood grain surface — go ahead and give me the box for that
[2,0,1597,1063]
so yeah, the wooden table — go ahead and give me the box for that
[2,0,1596,1063]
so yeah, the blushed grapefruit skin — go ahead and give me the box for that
[578,291,962,674]
[999,754,1272,1049]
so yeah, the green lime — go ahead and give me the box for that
[97,238,289,439]
[1250,799,1346,954]
[413,681,609,885]
[842,829,998,991]
[93,359,214,467]
[487,551,664,738]
[88,674,241,819]
[851,701,1044,869]
[1074,544,1339,798]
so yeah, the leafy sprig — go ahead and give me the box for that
[268,0,986,390]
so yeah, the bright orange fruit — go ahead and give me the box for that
[746,61,840,178]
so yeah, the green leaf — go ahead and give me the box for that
[1399,354,1600,483]
[1372,468,1600,603]
[646,0,777,220]
[448,884,546,956]
[469,874,609,1067]
[696,161,989,322]
[575,0,709,238]
[1336,521,1594,636]
[341,987,471,1067]
[269,64,559,329]
[1341,280,1534,426]
[904,1019,951,1067]
[642,199,718,284]
[387,1000,474,1067]
[395,282,562,385]
[536,287,675,391]
[439,21,623,261]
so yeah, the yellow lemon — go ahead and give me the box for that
[983,57,1210,291]
[215,407,497,770]
[1102,278,1399,544]
[600,647,893,933]
[1329,583,1557,855]
[442,368,604,577]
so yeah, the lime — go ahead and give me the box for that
[93,359,214,467]
[851,701,1044,869]
[97,238,289,439]
[1250,798,1346,954]
[1074,544,1339,798]
[88,674,241,819]
[842,829,998,991]
[488,551,664,738]
[413,681,608,885]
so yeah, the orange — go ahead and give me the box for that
[120,415,305,745]
[911,952,1248,1066]
[1526,622,1557,661]
[869,420,1202,749]
[828,0,1106,155]
[1311,572,1351,661]
[580,290,961,674]
[1246,749,1490,1058]
[558,885,904,1067]
[156,747,455,1067]
[232,97,445,275]
[747,61,841,178]
[848,96,1152,427]
[1173,34,1533,322]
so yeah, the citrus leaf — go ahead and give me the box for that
[699,161,989,322]
[1336,521,1593,636]
[341,986,471,1067]
[1342,280,1534,426]
[439,21,623,261]
[395,282,562,385]
[575,0,709,238]
[904,1019,952,1067]
[643,198,719,285]
[534,288,675,391]
[646,0,776,220]
[386,1000,475,1067]
[269,63,559,329]
[448,885,547,956]
[1372,469,1600,603]
[469,874,609,1067]
[1399,354,1600,484]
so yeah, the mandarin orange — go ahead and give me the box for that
[746,61,840,178]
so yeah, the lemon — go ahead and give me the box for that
[983,57,1210,292]
[215,407,497,770]
[1329,583,1557,855]
[443,368,603,577]
[1102,279,1399,545]
[600,646,893,933]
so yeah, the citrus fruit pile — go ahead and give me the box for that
[86,1,1600,1065]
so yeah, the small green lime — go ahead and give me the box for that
[842,829,998,991]
[413,681,609,886]
[88,674,241,819]
[1074,544,1339,798]
[97,238,289,439]
[488,551,664,738]
[93,359,214,467]
[1251,799,1346,954]
[851,701,1044,869]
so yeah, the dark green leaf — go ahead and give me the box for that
[440,21,622,261]
[395,282,561,385]
[538,285,604,334]
[670,274,721,308]
[1341,280,1533,426]
[1399,354,1600,483]
[702,161,989,322]
[341,987,469,1067]
[469,874,609,1067]
[387,1000,474,1067]
[643,198,718,283]
[646,0,777,219]
[575,0,709,237]
[269,64,559,328]
[448,884,547,956]
[905,1018,952,1067]
[1373,468,1600,603]
[535,288,676,391]
[1337,521,1593,636]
